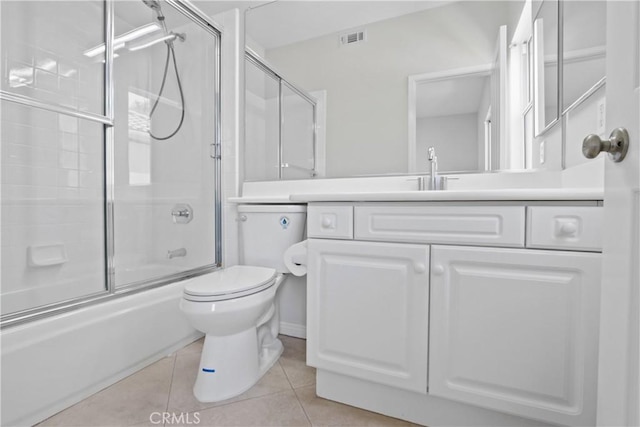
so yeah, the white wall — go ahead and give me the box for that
[278,275,307,338]
[416,114,479,172]
[215,8,244,268]
[266,1,511,178]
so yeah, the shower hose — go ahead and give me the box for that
[148,40,185,141]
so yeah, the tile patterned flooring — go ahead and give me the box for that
[39,336,416,427]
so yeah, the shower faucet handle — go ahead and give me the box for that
[171,204,193,224]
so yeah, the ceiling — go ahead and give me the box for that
[196,1,454,50]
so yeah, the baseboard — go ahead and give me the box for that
[279,321,306,339]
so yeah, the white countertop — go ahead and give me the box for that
[228,188,604,204]
[227,196,294,204]
[288,188,604,202]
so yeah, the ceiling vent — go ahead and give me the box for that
[340,30,366,46]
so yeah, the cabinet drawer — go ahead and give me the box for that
[526,206,603,251]
[308,204,354,239]
[354,205,525,247]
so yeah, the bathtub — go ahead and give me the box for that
[1,272,203,427]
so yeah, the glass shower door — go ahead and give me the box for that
[112,1,218,287]
[1,0,221,327]
[0,1,107,316]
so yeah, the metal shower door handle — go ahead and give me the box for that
[582,128,630,162]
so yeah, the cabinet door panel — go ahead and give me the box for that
[429,245,601,426]
[307,239,429,393]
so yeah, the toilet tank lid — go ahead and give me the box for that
[183,265,277,297]
[237,204,307,213]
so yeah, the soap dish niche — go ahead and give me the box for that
[28,243,68,267]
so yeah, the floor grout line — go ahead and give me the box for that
[165,352,178,416]
[292,386,314,427]
[279,358,298,391]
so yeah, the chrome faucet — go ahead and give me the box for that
[426,147,448,190]
[428,147,438,190]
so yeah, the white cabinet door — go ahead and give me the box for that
[429,245,601,426]
[307,239,430,393]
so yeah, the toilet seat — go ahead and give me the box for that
[183,265,277,302]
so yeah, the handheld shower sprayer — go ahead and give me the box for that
[142,0,161,11]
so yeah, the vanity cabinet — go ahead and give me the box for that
[306,239,430,393]
[305,202,602,426]
[429,245,601,426]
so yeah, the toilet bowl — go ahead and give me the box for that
[179,204,306,402]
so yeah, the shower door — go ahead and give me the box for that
[0,1,107,316]
[0,0,221,326]
[112,1,220,288]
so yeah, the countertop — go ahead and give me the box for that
[228,188,604,204]
[289,188,604,202]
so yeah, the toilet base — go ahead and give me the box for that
[193,329,284,403]
[259,336,284,375]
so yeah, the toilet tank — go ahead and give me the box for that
[238,204,307,273]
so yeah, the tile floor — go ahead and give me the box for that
[39,335,417,427]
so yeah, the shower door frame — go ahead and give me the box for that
[0,0,223,329]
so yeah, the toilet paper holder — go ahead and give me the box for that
[284,240,308,276]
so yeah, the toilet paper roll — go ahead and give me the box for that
[283,240,308,276]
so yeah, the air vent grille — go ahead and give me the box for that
[340,30,366,46]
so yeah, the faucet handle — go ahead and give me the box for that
[428,147,436,161]
[406,176,426,191]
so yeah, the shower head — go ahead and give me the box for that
[142,0,167,28]
[142,0,161,11]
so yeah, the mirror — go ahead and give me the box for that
[411,69,494,173]
[408,24,510,173]
[532,0,559,135]
[245,1,524,178]
[246,1,610,180]
[562,0,606,112]
[561,0,606,170]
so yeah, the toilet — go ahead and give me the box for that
[179,204,306,402]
